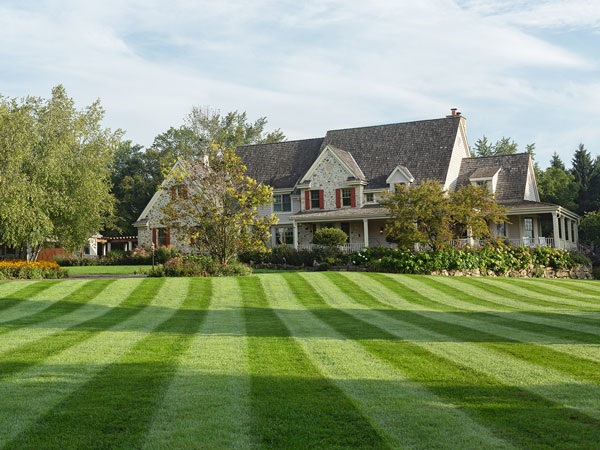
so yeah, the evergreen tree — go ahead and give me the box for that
[571,143,597,214]
[550,151,565,170]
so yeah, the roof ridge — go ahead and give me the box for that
[466,152,530,160]
[237,137,324,148]
[324,116,459,134]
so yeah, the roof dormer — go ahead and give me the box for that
[386,165,415,191]
[470,166,501,194]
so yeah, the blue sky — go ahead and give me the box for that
[1,0,598,166]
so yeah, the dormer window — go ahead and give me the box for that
[470,167,501,194]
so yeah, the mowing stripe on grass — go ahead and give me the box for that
[143,277,255,450]
[498,278,600,304]
[0,280,64,319]
[525,278,600,297]
[477,278,598,309]
[413,276,516,311]
[0,278,158,379]
[449,276,579,310]
[0,281,53,312]
[340,274,600,364]
[5,277,210,450]
[0,278,174,447]
[292,272,600,449]
[0,278,143,356]
[326,273,600,382]
[0,279,113,337]
[262,274,514,450]
[362,272,456,310]
[549,279,600,296]
[307,273,600,421]
[383,273,492,311]
[342,272,431,311]
[238,276,387,449]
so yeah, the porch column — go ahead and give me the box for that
[107,241,112,253]
[293,221,298,250]
[560,216,566,248]
[363,218,369,248]
[532,217,539,239]
[552,212,560,248]
[574,221,579,244]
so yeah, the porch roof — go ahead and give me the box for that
[291,206,389,222]
[502,200,579,220]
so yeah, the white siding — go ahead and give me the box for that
[524,166,538,201]
[444,128,470,192]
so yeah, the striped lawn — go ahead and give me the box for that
[0,273,598,449]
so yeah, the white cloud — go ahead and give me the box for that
[0,0,597,166]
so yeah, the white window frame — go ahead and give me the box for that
[273,194,291,212]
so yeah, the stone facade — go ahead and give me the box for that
[302,149,362,211]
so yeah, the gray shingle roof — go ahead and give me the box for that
[236,117,462,189]
[471,166,501,178]
[321,117,461,188]
[456,153,532,203]
[328,146,366,181]
[237,138,323,189]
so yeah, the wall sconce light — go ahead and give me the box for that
[379,227,384,234]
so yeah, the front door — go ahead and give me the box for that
[341,222,350,243]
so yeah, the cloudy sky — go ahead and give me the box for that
[1,0,598,166]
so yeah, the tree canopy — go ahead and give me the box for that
[0,86,121,259]
[107,108,285,236]
[160,144,278,264]
[381,181,506,250]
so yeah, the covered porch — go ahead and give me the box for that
[496,204,579,251]
[288,207,393,252]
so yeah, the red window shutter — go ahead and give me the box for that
[183,185,188,197]
[190,236,195,246]
[166,228,171,247]
[350,187,356,207]
[152,228,157,246]
[305,190,310,210]
[336,189,341,208]
[319,190,324,209]
[171,186,176,200]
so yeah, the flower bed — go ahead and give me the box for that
[0,260,68,279]
[144,255,252,277]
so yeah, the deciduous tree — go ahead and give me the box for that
[0,86,120,259]
[160,144,277,264]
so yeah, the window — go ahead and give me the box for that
[342,188,352,207]
[365,193,374,203]
[310,190,320,209]
[275,227,294,245]
[524,218,533,239]
[273,194,291,212]
[497,222,506,237]
[157,228,168,247]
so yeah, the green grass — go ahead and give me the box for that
[65,265,151,275]
[0,274,599,449]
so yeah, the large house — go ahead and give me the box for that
[134,111,580,252]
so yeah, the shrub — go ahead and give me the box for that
[312,228,348,247]
[0,260,68,279]
[146,255,252,277]
[359,245,579,275]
